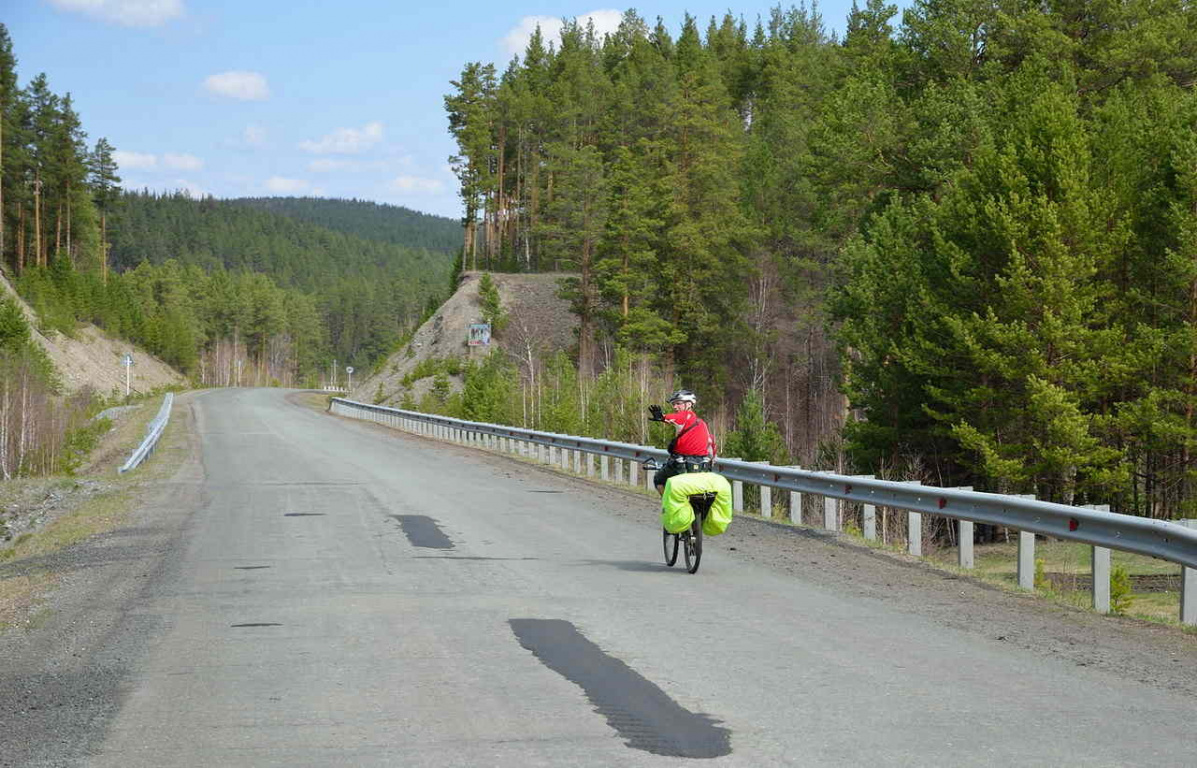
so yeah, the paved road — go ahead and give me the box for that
[6,389,1197,766]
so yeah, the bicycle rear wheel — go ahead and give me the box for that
[663,528,679,566]
[683,517,703,573]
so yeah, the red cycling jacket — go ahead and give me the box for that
[664,410,716,458]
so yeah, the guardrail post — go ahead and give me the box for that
[614,457,624,484]
[958,520,974,568]
[629,459,639,487]
[586,453,595,477]
[850,475,875,537]
[952,487,974,568]
[1013,494,1037,590]
[1018,531,1036,591]
[726,459,743,512]
[1179,520,1197,625]
[1083,505,1111,613]
[786,466,802,524]
[601,455,610,481]
[902,481,924,556]
[748,462,770,518]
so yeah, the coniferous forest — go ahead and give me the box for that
[443,2,1197,518]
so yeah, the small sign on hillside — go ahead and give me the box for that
[468,323,491,346]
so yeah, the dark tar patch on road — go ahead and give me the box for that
[391,515,454,549]
[234,565,271,570]
[509,618,731,759]
[283,513,325,517]
[528,490,565,494]
[231,623,282,628]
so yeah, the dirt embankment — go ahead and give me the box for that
[354,271,578,405]
[1,271,186,396]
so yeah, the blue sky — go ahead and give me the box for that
[5,1,902,220]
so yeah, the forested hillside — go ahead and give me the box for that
[444,2,1197,518]
[106,192,455,368]
[229,197,461,253]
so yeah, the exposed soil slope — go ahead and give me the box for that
[354,271,578,404]
[0,271,185,396]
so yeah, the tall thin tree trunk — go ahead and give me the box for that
[17,206,24,272]
[33,176,42,268]
[0,112,5,265]
[66,183,72,263]
[101,212,108,283]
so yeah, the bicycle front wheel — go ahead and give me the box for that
[663,528,679,566]
[684,518,702,573]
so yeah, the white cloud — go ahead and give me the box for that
[243,124,266,147]
[113,150,157,170]
[265,176,310,193]
[389,175,444,194]
[203,71,270,101]
[163,153,203,171]
[501,10,622,57]
[47,0,184,27]
[299,121,384,155]
[308,158,348,173]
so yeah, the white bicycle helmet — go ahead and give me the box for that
[668,389,697,405]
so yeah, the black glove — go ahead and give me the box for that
[648,404,665,422]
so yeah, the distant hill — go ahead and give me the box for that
[230,197,462,254]
[109,192,454,293]
[107,191,458,368]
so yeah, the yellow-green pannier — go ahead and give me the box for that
[661,471,734,536]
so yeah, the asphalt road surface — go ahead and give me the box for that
[4,388,1196,767]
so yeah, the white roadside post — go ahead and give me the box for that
[952,487,975,568]
[902,480,924,556]
[726,459,743,513]
[751,462,771,518]
[1013,494,1038,590]
[121,353,133,398]
[787,466,802,525]
[1179,520,1197,626]
[346,366,354,392]
[851,475,875,538]
[1087,505,1111,614]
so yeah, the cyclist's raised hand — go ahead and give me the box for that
[648,404,666,422]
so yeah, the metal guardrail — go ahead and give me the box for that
[330,398,1197,622]
[118,393,174,474]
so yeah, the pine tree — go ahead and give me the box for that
[89,137,120,282]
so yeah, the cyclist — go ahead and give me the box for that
[647,389,716,496]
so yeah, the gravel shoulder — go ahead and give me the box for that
[0,391,207,767]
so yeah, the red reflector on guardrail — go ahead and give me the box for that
[1069,518,1079,531]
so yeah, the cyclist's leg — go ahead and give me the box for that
[653,460,679,497]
